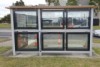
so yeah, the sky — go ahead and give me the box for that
[0,0,46,18]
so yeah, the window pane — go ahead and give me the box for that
[42,11,63,28]
[17,33,38,50]
[68,34,88,49]
[15,11,37,28]
[68,11,89,28]
[42,33,64,50]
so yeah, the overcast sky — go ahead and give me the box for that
[0,0,46,17]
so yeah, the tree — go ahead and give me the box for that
[89,0,96,5]
[66,0,77,5]
[89,0,100,10]
[89,0,100,15]
[4,14,11,23]
[20,0,24,6]
[15,1,19,6]
[46,0,60,6]
[0,14,11,23]
[46,0,54,5]
[54,0,60,6]
[13,0,25,6]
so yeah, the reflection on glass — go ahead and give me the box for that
[42,11,63,28]
[17,34,38,49]
[68,34,88,49]
[43,34,63,49]
[15,11,37,28]
[68,11,89,28]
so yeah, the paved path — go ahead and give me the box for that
[0,40,12,47]
[93,43,100,48]
[0,32,11,37]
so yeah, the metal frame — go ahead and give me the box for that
[11,9,16,55]
[66,32,90,51]
[13,9,38,29]
[11,8,93,56]
[41,32,64,51]
[15,32,39,51]
[38,9,42,56]
[90,8,94,56]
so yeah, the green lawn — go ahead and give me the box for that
[93,37,100,43]
[0,23,11,29]
[0,38,10,43]
[93,48,100,55]
[0,47,11,54]
[0,47,100,67]
[0,56,100,67]
[93,26,100,30]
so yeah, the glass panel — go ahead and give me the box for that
[15,11,37,28]
[68,11,89,28]
[42,11,63,28]
[43,33,63,50]
[68,34,88,49]
[17,33,38,50]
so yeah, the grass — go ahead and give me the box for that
[0,57,100,67]
[93,37,100,43]
[93,26,100,30]
[0,47,11,54]
[0,47,99,67]
[93,48,100,55]
[0,38,10,43]
[0,23,11,29]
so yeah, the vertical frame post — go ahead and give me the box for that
[90,8,94,56]
[38,9,42,56]
[10,9,16,55]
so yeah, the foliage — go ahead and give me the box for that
[89,0,100,15]
[89,0,96,5]
[89,0,100,10]
[46,0,60,6]
[66,0,77,5]
[46,0,54,5]
[0,14,10,23]
[54,0,60,6]
[13,0,25,6]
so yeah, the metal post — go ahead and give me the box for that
[38,9,42,56]
[10,10,16,55]
[90,8,94,56]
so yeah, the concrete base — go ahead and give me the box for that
[3,50,99,58]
